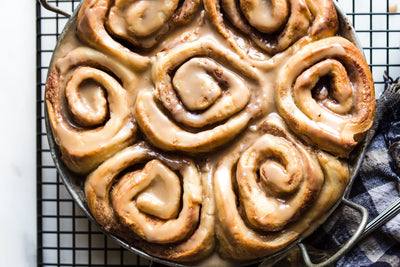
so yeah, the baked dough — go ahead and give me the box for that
[276,37,375,157]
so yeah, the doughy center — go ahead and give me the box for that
[135,160,181,219]
[173,58,224,111]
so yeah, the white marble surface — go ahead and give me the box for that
[0,0,37,266]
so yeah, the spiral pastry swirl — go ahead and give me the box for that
[134,38,264,153]
[85,143,214,262]
[77,0,151,70]
[276,37,375,157]
[77,0,199,60]
[46,47,137,174]
[204,0,338,55]
[214,114,349,260]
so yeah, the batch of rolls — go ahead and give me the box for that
[45,0,375,264]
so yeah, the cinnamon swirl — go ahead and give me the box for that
[77,0,200,53]
[276,36,375,157]
[134,38,264,153]
[204,0,338,56]
[46,47,137,174]
[85,143,214,262]
[214,114,349,260]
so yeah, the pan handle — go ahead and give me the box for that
[298,198,369,267]
[38,0,71,17]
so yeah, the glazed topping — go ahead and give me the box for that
[276,37,375,157]
[45,47,138,174]
[239,0,288,33]
[59,65,132,147]
[172,57,249,112]
[173,58,223,111]
[302,59,353,114]
[66,69,108,127]
[121,160,181,219]
[134,90,252,152]
[236,130,323,231]
[78,80,107,116]
[258,148,301,195]
[110,152,202,243]
[113,0,179,37]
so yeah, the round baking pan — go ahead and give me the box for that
[43,1,374,266]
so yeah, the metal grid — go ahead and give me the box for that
[36,0,400,266]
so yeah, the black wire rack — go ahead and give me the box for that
[36,0,400,266]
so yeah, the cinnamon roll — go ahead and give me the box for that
[134,38,264,153]
[276,36,375,157]
[204,0,338,56]
[214,114,349,260]
[85,143,215,262]
[46,47,137,174]
[77,0,200,54]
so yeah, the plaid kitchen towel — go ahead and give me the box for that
[305,74,400,267]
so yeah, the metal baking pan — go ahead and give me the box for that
[41,1,393,266]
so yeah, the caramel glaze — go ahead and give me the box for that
[46,0,375,264]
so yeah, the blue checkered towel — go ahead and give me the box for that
[306,74,400,267]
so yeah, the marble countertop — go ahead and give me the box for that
[0,0,37,266]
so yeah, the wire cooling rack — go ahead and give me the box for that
[36,0,400,266]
